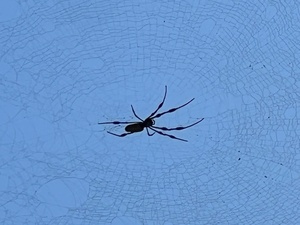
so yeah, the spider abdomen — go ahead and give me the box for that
[125,123,144,133]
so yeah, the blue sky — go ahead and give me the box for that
[0,0,299,224]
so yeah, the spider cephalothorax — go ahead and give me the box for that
[98,86,204,142]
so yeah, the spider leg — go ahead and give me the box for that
[146,127,155,136]
[151,98,195,119]
[98,121,137,125]
[147,85,167,118]
[152,118,204,131]
[130,105,143,121]
[149,128,188,142]
[106,131,133,137]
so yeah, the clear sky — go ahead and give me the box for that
[0,0,299,224]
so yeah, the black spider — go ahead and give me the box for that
[98,86,204,142]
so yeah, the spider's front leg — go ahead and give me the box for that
[149,128,188,142]
[152,118,204,131]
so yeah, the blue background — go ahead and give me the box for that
[0,0,299,224]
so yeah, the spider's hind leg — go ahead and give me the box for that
[146,128,155,136]
[107,131,133,137]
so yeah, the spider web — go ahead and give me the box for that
[1,0,300,224]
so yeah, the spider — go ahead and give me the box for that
[98,86,204,142]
